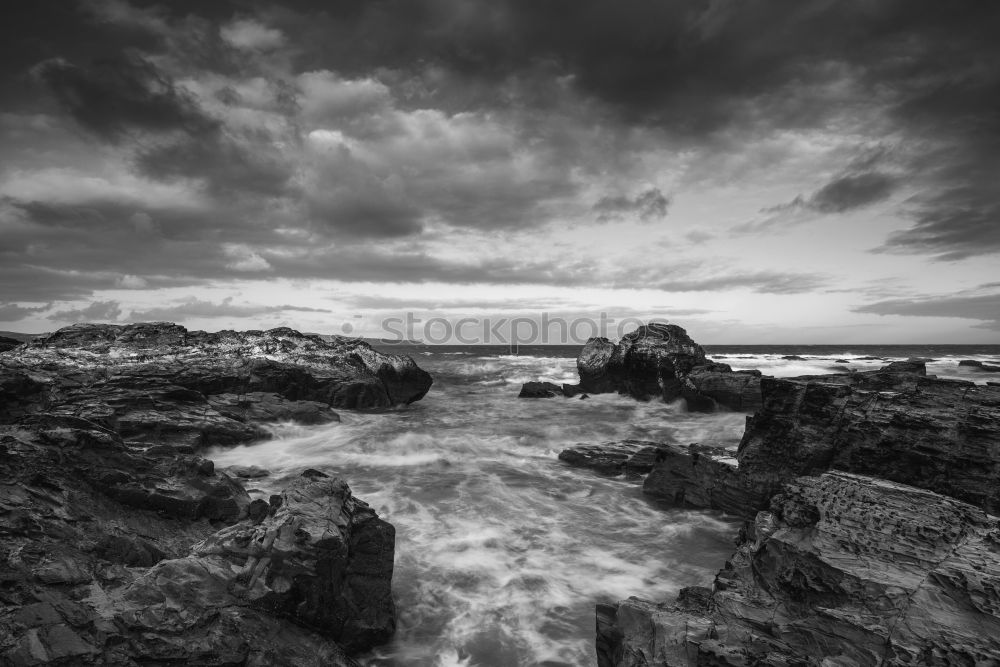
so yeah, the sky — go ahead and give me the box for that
[1,0,998,343]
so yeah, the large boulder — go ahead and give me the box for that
[574,323,762,411]
[189,472,395,651]
[597,471,1000,666]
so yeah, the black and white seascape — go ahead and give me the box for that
[2,2,1000,666]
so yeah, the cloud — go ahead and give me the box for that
[48,300,122,322]
[0,302,50,322]
[650,271,828,295]
[220,19,286,51]
[34,55,216,141]
[128,297,329,322]
[854,292,1000,330]
[593,187,670,222]
[808,172,896,213]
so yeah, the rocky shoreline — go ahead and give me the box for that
[0,323,432,665]
[556,324,1000,665]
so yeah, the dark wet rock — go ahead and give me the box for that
[0,335,22,353]
[518,381,564,398]
[0,323,432,433]
[834,358,849,362]
[0,323,431,451]
[0,417,383,665]
[597,471,1000,666]
[960,359,1000,372]
[227,464,271,479]
[642,444,769,515]
[682,366,762,412]
[189,473,395,651]
[558,440,666,476]
[0,324,408,664]
[781,354,805,360]
[881,357,927,374]
[737,364,1000,514]
[575,323,762,411]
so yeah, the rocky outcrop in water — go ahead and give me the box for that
[558,440,666,476]
[0,323,426,664]
[518,381,565,398]
[594,357,1000,666]
[0,322,432,448]
[597,471,1000,666]
[568,323,762,412]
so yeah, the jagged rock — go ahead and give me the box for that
[574,323,762,411]
[642,444,768,515]
[0,416,384,664]
[737,363,1000,514]
[187,472,395,651]
[682,366,762,412]
[518,381,564,398]
[558,440,666,476]
[597,472,1000,666]
[0,323,432,447]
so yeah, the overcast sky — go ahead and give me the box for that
[1,0,998,343]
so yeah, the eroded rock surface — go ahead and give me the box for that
[558,440,666,476]
[597,472,1000,666]
[0,323,431,448]
[738,363,1000,514]
[0,324,415,664]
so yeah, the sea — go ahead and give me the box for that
[206,344,1000,667]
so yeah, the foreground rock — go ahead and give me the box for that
[0,416,387,664]
[0,323,422,664]
[597,471,1000,666]
[518,381,564,398]
[0,323,432,448]
[0,336,21,353]
[568,323,762,412]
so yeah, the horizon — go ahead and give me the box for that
[1,1,999,342]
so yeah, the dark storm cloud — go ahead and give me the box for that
[34,55,216,140]
[809,173,897,214]
[48,299,122,322]
[854,293,1000,330]
[593,188,669,222]
[129,297,330,321]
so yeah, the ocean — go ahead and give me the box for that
[206,344,1000,666]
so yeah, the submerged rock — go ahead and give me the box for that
[597,471,1000,666]
[518,381,564,398]
[574,323,762,411]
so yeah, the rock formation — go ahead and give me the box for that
[0,323,430,664]
[0,322,432,448]
[568,323,763,412]
[591,357,1000,666]
[597,472,1000,666]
